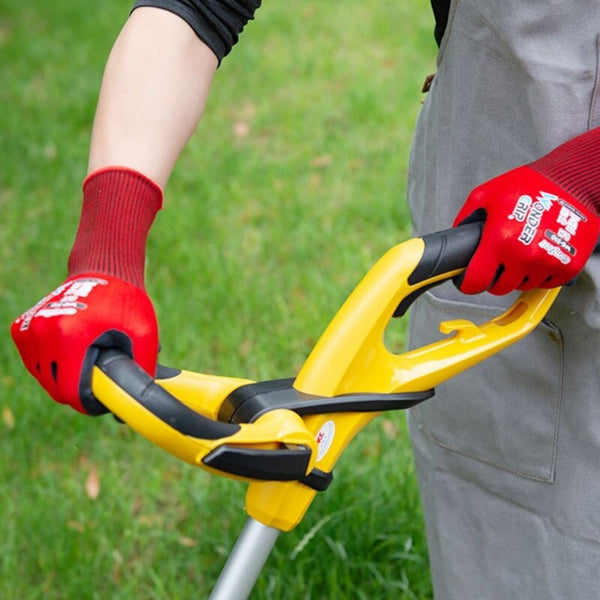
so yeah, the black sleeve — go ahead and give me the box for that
[430,0,450,47]
[132,0,262,63]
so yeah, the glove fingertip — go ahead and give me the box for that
[455,270,488,295]
[456,251,501,294]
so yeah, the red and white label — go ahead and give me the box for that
[315,420,335,461]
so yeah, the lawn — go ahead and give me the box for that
[0,1,438,598]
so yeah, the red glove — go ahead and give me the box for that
[11,275,158,414]
[454,129,600,295]
[11,167,162,414]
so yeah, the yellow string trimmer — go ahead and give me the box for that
[91,222,560,599]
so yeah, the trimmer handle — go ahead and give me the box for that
[91,223,560,505]
[96,349,240,440]
[412,221,483,280]
[394,222,483,317]
[93,349,318,483]
[293,222,559,396]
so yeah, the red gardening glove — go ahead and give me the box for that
[454,129,600,295]
[11,167,162,414]
[11,275,159,414]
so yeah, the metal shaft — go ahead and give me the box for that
[208,518,281,600]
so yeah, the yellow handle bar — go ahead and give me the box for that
[91,223,560,530]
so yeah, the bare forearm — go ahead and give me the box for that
[88,7,218,188]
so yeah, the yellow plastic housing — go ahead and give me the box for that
[92,234,560,532]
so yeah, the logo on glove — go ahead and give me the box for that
[16,278,108,332]
[508,191,587,265]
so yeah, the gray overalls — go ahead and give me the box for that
[407,2,600,598]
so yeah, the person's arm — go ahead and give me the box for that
[11,4,259,414]
[89,0,262,183]
[88,7,218,187]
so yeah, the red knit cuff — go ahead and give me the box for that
[529,127,600,215]
[67,167,163,289]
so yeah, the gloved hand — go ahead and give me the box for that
[11,274,159,414]
[11,167,162,414]
[454,129,600,295]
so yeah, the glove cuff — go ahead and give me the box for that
[67,167,163,289]
[529,127,600,216]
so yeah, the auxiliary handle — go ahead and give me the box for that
[91,223,561,530]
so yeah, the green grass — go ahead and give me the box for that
[0,1,438,598]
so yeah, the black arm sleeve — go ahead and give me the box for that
[430,0,450,47]
[131,0,262,63]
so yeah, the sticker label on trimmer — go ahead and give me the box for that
[315,421,335,462]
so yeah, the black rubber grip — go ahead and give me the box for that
[96,349,241,440]
[394,222,483,317]
[409,222,483,284]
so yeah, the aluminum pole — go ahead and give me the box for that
[208,518,281,600]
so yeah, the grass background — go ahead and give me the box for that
[1,1,438,598]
